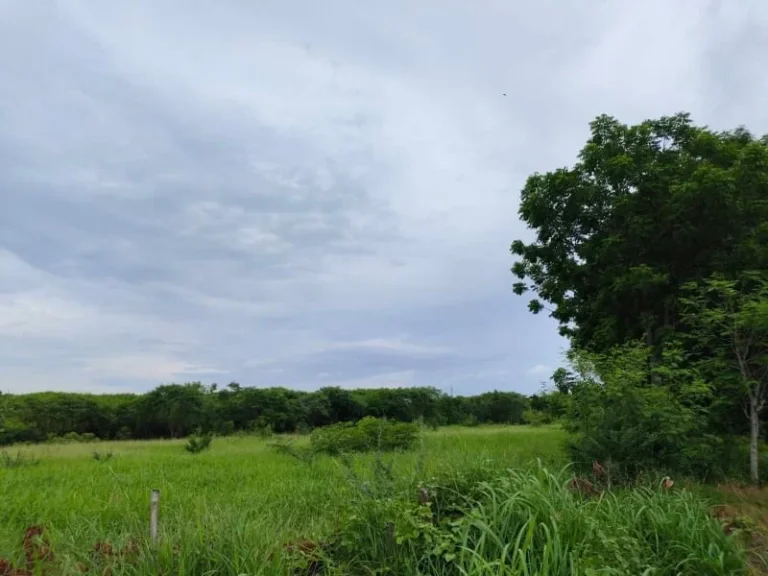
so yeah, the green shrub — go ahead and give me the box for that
[310,417,420,455]
[92,450,113,462]
[295,421,312,436]
[461,414,479,427]
[185,429,214,454]
[46,431,100,444]
[0,417,41,445]
[219,420,235,436]
[522,409,551,427]
[565,342,722,482]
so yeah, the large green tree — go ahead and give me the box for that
[511,113,768,353]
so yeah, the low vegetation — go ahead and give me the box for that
[0,426,764,575]
[0,450,39,470]
[184,428,214,454]
[310,416,420,455]
[91,450,113,463]
[319,462,745,575]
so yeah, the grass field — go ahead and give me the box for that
[0,425,763,575]
[0,426,564,573]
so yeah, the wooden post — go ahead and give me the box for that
[385,521,395,557]
[150,489,159,544]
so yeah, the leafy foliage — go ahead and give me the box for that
[185,429,214,454]
[48,431,99,444]
[564,342,724,481]
[511,113,768,352]
[681,273,768,482]
[522,409,550,426]
[92,450,113,462]
[529,389,569,422]
[310,417,420,455]
[0,385,530,446]
[511,112,768,482]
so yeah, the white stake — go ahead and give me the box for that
[150,489,159,544]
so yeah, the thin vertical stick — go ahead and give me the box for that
[150,489,159,544]
[385,521,395,557]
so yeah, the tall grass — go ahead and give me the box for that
[0,425,748,575]
[318,461,745,575]
[447,465,743,575]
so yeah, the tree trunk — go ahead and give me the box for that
[645,322,663,386]
[750,394,760,485]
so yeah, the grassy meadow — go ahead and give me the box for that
[0,425,764,575]
[1,426,562,573]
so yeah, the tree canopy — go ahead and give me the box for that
[0,384,530,446]
[512,113,768,352]
[512,112,768,482]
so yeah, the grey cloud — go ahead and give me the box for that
[1,0,765,395]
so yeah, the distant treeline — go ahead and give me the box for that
[0,383,553,445]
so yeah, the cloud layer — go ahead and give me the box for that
[1,0,767,394]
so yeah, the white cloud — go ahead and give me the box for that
[0,0,766,394]
[333,371,417,390]
[83,355,226,382]
[329,339,451,356]
[526,365,553,378]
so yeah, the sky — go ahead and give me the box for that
[1,1,767,396]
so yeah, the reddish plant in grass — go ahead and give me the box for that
[0,559,15,576]
[91,541,115,558]
[0,559,31,576]
[281,539,330,575]
[592,460,606,478]
[0,525,53,576]
[23,525,53,571]
[567,476,598,497]
[3,526,142,575]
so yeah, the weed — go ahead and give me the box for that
[0,451,39,469]
[267,439,316,465]
[92,450,113,462]
[23,525,53,568]
[184,429,213,454]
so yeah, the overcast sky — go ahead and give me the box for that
[1,1,766,396]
